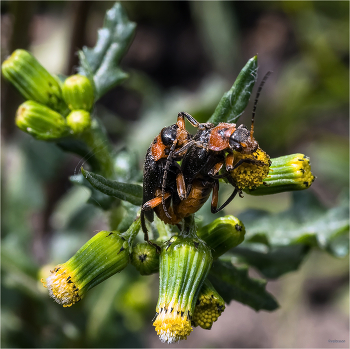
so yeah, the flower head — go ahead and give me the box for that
[244,153,316,195]
[42,230,129,307]
[153,235,213,343]
[192,280,225,330]
[229,147,271,190]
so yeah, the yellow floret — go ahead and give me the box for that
[192,294,225,330]
[230,148,271,190]
[153,305,193,344]
[41,265,81,307]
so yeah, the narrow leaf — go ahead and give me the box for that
[81,167,142,206]
[208,55,258,124]
[70,174,116,211]
[208,260,279,311]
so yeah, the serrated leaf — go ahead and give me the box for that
[231,244,311,279]
[208,55,258,125]
[81,167,142,206]
[70,174,116,210]
[78,2,136,99]
[208,260,279,311]
[239,191,349,257]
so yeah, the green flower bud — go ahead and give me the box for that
[62,75,94,111]
[244,153,315,196]
[2,49,67,113]
[192,279,225,330]
[197,215,245,259]
[42,230,129,307]
[153,235,213,343]
[131,241,159,275]
[66,110,91,134]
[16,101,69,140]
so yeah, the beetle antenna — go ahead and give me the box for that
[250,71,272,140]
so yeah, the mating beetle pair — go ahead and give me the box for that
[141,73,272,252]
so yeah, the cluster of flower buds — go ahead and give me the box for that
[2,49,95,140]
[41,214,245,342]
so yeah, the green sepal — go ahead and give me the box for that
[131,241,160,275]
[207,55,258,125]
[15,101,70,140]
[197,215,245,259]
[245,153,315,196]
[81,167,143,206]
[208,260,279,311]
[2,49,68,114]
[62,74,95,111]
[78,2,136,99]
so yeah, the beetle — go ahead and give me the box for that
[141,72,272,251]
[141,111,201,252]
[141,122,242,235]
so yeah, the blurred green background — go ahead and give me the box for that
[1,1,349,347]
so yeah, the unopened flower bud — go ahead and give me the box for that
[42,230,129,307]
[131,241,160,275]
[62,75,94,111]
[197,215,245,259]
[66,110,91,134]
[192,279,225,330]
[2,49,67,113]
[244,153,315,195]
[153,235,212,343]
[16,101,69,140]
[229,147,271,190]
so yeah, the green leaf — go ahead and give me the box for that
[208,260,279,311]
[70,174,116,210]
[231,243,311,279]
[208,55,258,124]
[239,191,349,257]
[81,167,142,206]
[78,2,136,99]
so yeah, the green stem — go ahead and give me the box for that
[77,119,115,178]
[121,218,141,248]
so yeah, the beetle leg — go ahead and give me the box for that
[208,161,224,177]
[211,180,240,213]
[161,141,178,219]
[176,172,187,200]
[177,111,200,128]
[231,158,266,171]
[140,211,161,253]
[225,153,235,171]
[141,193,172,253]
[210,180,219,213]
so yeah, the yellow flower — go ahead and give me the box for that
[229,147,271,190]
[192,280,225,330]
